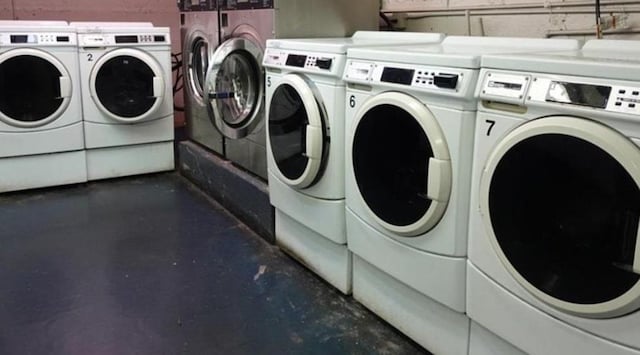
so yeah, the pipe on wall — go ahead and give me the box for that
[399,7,640,19]
[382,0,640,13]
[546,27,640,37]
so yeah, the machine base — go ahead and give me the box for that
[86,141,174,181]
[275,209,352,294]
[469,321,526,355]
[353,255,470,355]
[0,150,87,193]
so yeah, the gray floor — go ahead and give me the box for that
[0,173,428,355]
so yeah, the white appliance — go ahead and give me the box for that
[204,0,379,180]
[72,22,174,181]
[468,40,640,355]
[469,321,526,355]
[343,36,581,354]
[181,5,225,155]
[263,31,445,294]
[0,20,86,192]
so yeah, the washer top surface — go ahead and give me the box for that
[266,31,445,54]
[70,22,156,34]
[347,36,582,69]
[482,39,640,81]
[0,20,73,33]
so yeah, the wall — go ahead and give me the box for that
[382,0,640,40]
[0,0,185,125]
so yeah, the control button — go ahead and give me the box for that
[315,58,332,70]
[615,102,622,106]
[434,73,459,89]
[619,89,627,94]
[630,103,636,108]
[634,91,639,96]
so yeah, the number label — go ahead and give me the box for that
[266,76,271,88]
[485,119,496,136]
[349,95,356,108]
[86,53,94,62]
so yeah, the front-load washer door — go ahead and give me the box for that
[0,48,72,128]
[184,30,209,105]
[350,92,452,237]
[204,37,263,139]
[89,48,165,123]
[267,74,327,189]
[479,115,640,319]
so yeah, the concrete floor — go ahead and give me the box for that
[0,173,428,355]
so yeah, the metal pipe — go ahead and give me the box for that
[465,9,471,35]
[402,7,640,19]
[545,27,640,37]
[382,0,640,13]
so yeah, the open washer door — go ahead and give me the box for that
[89,48,165,123]
[184,30,209,106]
[267,74,327,189]
[350,92,452,237]
[0,48,72,127]
[204,37,263,139]
[480,116,640,318]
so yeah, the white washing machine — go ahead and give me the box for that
[468,39,640,355]
[263,31,445,294]
[0,20,87,193]
[343,36,581,354]
[72,22,174,181]
[204,0,379,180]
[181,4,226,155]
[468,321,526,355]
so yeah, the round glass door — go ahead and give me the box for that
[187,35,208,101]
[350,92,451,237]
[268,74,325,188]
[205,37,263,139]
[90,48,164,123]
[480,116,640,318]
[0,49,71,127]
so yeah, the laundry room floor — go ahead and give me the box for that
[0,173,428,355]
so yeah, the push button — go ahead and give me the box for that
[433,74,458,89]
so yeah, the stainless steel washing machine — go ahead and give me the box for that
[180,1,225,155]
[204,0,379,180]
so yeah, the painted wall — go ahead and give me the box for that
[382,0,640,40]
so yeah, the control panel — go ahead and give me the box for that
[344,60,462,91]
[610,87,640,114]
[0,33,74,45]
[264,49,334,72]
[220,0,273,10]
[79,34,168,47]
[480,70,640,116]
[177,0,217,11]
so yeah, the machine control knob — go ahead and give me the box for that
[315,58,332,70]
[434,74,459,89]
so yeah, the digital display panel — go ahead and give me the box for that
[381,67,415,86]
[115,35,139,44]
[10,35,28,43]
[546,81,611,109]
[285,54,307,68]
